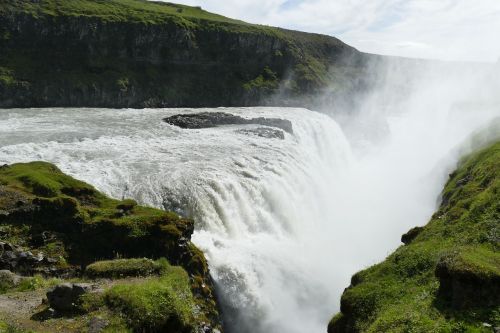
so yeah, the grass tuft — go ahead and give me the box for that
[85,258,169,279]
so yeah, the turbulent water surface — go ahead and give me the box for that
[0,104,497,333]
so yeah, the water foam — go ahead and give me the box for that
[0,103,496,332]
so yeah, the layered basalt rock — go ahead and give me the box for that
[0,0,368,109]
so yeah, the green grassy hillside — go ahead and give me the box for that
[0,0,367,108]
[0,0,250,26]
[329,141,500,332]
[0,161,221,332]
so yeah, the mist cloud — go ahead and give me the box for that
[165,0,500,62]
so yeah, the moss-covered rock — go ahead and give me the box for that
[0,161,221,332]
[329,141,500,333]
[435,247,500,310]
[0,269,23,292]
[85,258,165,279]
[104,264,196,333]
[401,226,424,245]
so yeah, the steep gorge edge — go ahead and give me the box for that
[0,0,372,109]
[0,161,221,332]
[329,141,500,332]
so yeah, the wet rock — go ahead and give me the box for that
[1,251,18,269]
[31,231,56,247]
[0,242,15,253]
[0,241,62,275]
[164,112,293,134]
[236,127,285,139]
[0,269,24,287]
[47,283,92,312]
[401,226,424,245]
[19,251,32,260]
[0,187,34,215]
[47,307,56,318]
[43,257,58,264]
[199,322,219,333]
[88,316,109,333]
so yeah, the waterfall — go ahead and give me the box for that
[0,107,354,332]
[0,102,497,332]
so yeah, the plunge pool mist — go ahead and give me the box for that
[0,102,497,332]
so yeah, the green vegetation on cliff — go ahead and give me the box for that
[85,258,166,278]
[0,0,365,108]
[104,264,195,332]
[0,0,252,27]
[0,161,220,332]
[329,141,500,333]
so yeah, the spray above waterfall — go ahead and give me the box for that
[0,59,498,333]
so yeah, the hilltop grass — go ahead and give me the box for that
[0,0,344,51]
[0,161,96,198]
[0,0,348,42]
[329,141,500,333]
[0,0,270,33]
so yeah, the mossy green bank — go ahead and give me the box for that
[0,161,221,332]
[329,141,500,333]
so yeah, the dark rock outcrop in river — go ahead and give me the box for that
[164,112,293,134]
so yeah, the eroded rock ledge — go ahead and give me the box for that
[163,112,293,134]
[0,161,222,332]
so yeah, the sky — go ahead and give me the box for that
[166,0,500,63]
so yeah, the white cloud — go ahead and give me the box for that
[163,0,500,62]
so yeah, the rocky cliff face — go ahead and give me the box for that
[0,161,222,332]
[0,0,368,109]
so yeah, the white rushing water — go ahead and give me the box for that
[0,101,497,331]
[0,107,354,332]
